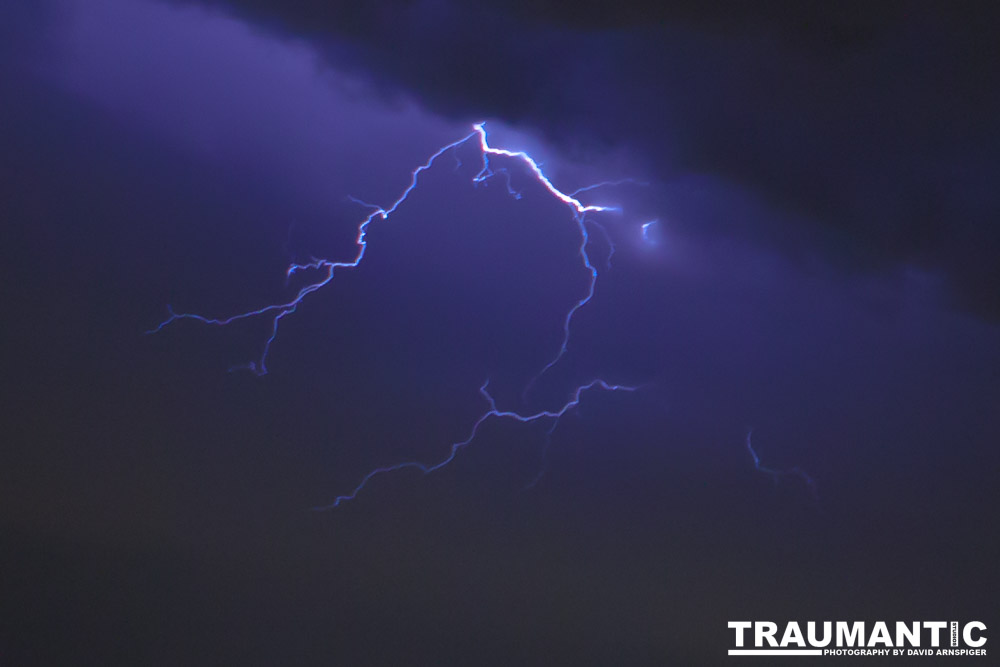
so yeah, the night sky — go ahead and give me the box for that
[2,1,999,664]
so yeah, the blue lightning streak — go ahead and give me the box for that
[641,219,659,243]
[587,219,616,269]
[523,420,561,491]
[314,380,636,509]
[745,429,818,498]
[147,130,477,373]
[569,178,649,198]
[470,123,623,394]
[149,123,618,378]
[149,122,641,506]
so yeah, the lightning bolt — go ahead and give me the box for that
[470,123,621,394]
[314,380,636,509]
[149,123,617,376]
[149,122,640,506]
[569,179,649,198]
[641,219,658,243]
[745,429,818,498]
[146,129,479,374]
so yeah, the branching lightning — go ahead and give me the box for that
[315,380,636,509]
[147,129,480,374]
[149,123,618,376]
[470,123,621,394]
[149,122,640,507]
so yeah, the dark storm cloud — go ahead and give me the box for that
[3,3,999,663]
[172,0,1000,317]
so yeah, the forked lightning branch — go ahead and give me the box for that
[728,621,987,657]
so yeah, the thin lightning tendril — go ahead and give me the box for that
[146,129,479,373]
[149,124,616,377]
[587,219,616,269]
[641,219,659,243]
[314,380,636,509]
[470,122,621,396]
[569,178,649,198]
[745,429,818,498]
[149,122,638,507]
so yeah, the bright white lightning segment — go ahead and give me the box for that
[641,219,658,243]
[149,122,642,507]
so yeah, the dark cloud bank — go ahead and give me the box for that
[177,0,1000,318]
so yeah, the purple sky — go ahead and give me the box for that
[2,1,998,664]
